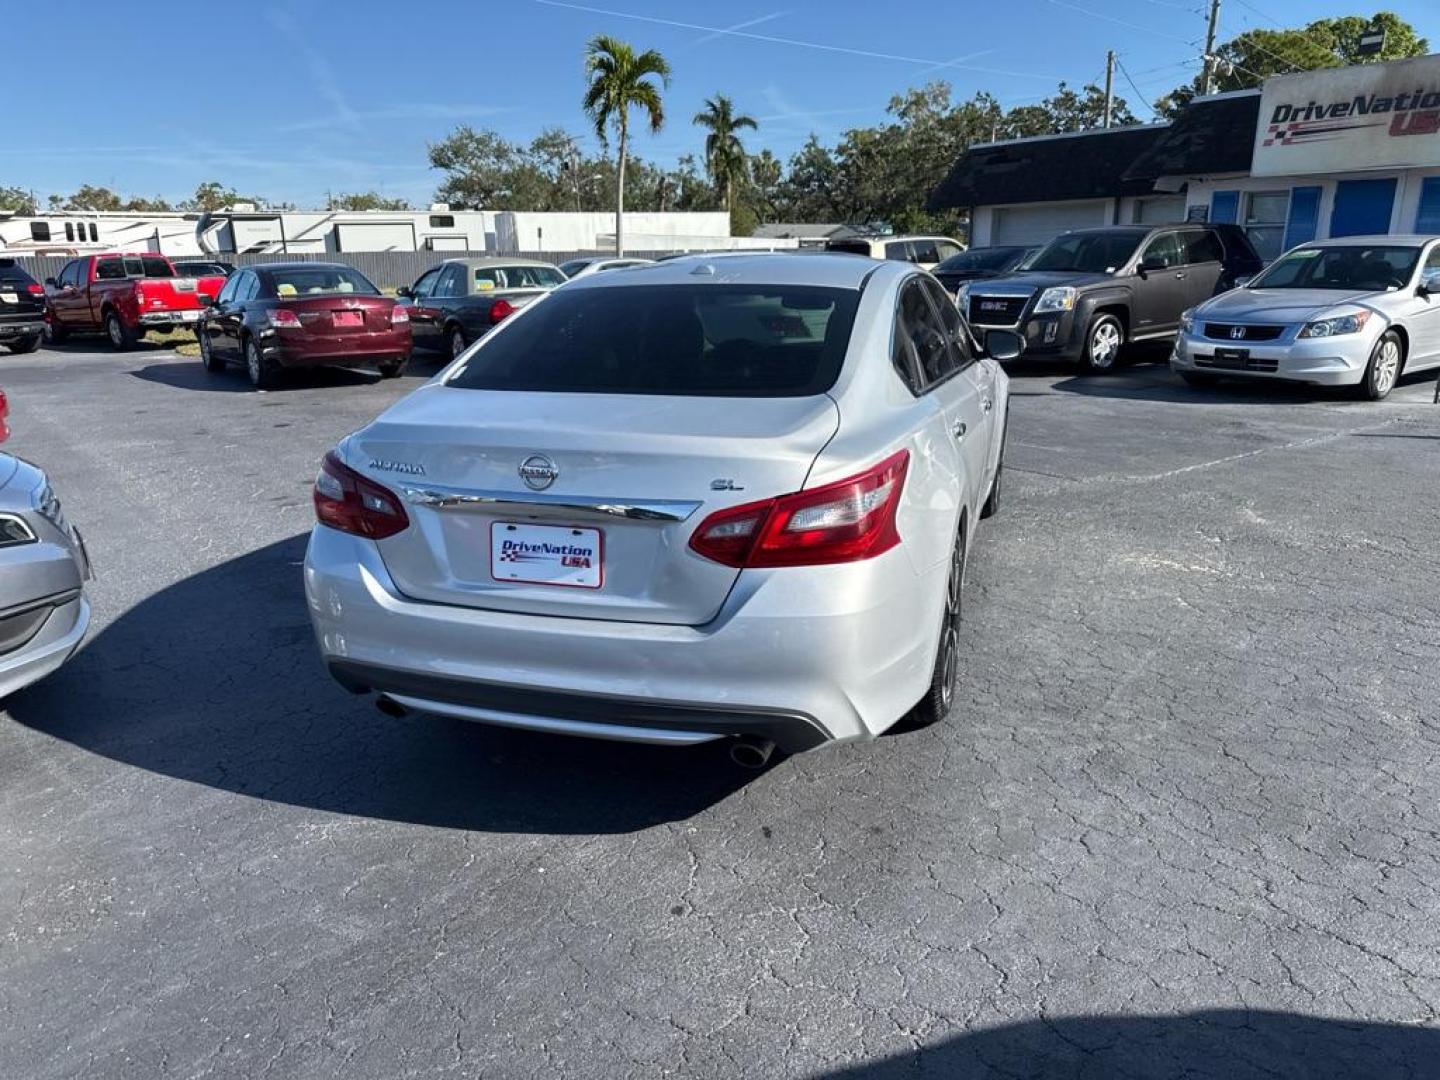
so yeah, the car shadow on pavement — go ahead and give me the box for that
[129,359,444,394]
[1046,368,1440,406]
[7,534,754,833]
[813,1010,1440,1079]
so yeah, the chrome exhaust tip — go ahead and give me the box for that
[728,735,776,770]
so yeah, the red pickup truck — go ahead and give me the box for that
[45,253,208,350]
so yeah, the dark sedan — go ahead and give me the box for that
[198,263,411,389]
[931,246,1039,295]
[397,258,565,360]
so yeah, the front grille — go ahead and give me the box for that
[1195,353,1280,373]
[968,295,1029,326]
[1203,322,1285,341]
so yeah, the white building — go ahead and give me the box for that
[932,52,1440,258]
[0,205,763,256]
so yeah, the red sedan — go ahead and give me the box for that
[197,262,411,389]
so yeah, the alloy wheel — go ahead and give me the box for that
[1090,322,1121,368]
[938,625,959,711]
[451,328,466,360]
[1374,338,1401,396]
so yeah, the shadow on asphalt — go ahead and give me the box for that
[1047,368,1438,406]
[813,1010,1440,1079]
[8,534,755,832]
[130,356,448,394]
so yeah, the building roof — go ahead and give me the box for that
[928,123,1171,211]
[1124,90,1261,181]
[751,223,854,240]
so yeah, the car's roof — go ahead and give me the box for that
[251,262,355,272]
[564,251,885,291]
[444,257,560,270]
[1296,234,1437,247]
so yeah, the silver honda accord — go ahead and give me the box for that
[0,449,91,698]
[1172,235,1440,399]
[304,254,1016,761]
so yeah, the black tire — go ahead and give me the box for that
[1356,330,1403,401]
[5,334,41,355]
[245,336,277,390]
[104,310,137,352]
[199,329,225,373]
[980,408,1008,520]
[448,325,468,361]
[43,319,67,345]
[377,354,409,379]
[1180,371,1220,388]
[1078,312,1124,373]
[911,524,967,729]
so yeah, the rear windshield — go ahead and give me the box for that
[935,247,1025,274]
[96,256,175,280]
[1249,246,1420,290]
[264,266,380,298]
[1028,232,1145,274]
[474,265,564,290]
[0,262,36,285]
[558,260,589,277]
[824,240,872,257]
[175,262,230,277]
[447,284,860,397]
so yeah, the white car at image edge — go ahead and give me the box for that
[303,254,1015,765]
[1172,234,1440,400]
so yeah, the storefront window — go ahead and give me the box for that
[1245,191,1290,262]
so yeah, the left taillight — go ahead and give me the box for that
[268,308,302,329]
[25,283,43,297]
[689,449,909,568]
[489,298,516,323]
[312,451,410,539]
[390,304,410,326]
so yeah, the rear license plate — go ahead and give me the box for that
[491,522,603,589]
[178,310,201,322]
[0,292,16,304]
[332,310,364,328]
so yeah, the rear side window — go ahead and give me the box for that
[910,239,941,264]
[448,284,860,398]
[95,258,125,280]
[264,266,379,298]
[1184,231,1224,264]
[892,279,958,391]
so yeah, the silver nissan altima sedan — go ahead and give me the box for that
[1172,235,1440,400]
[304,254,1016,763]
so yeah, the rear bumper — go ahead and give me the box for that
[262,327,411,367]
[0,595,89,699]
[138,310,203,328]
[303,523,946,751]
[1171,330,1371,386]
[0,318,45,339]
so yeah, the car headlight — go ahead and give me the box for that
[1299,310,1372,338]
[1179,308,1196,334]
[1034,286,1076,313]
[954,282,971,307]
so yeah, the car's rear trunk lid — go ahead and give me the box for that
[350,385,839,625]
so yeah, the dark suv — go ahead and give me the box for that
[960,224,1263,372]
[0,259,46,354]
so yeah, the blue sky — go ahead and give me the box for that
[3,0,1437,208]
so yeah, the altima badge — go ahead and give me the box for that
[519,454,559,491]
[369,459,426,476]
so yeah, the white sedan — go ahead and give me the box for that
[303,254,1015,765]
[1173,235,1440,400]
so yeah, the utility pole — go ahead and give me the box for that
[1103,50,1116,128]
[1201,0,1222,95]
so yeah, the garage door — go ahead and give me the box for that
[992,201,1110,246]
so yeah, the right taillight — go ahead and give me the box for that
[313,451,410,539]
[489,298,516,323]
[689,449,909,568]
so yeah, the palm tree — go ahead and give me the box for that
[583,36,670,256]
[694,95,758,215]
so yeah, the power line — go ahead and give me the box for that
[1042,0,1199,46]
[1115,56,1160,118]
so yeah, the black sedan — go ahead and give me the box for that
[932,246,1039,295]
[396,258,565,360]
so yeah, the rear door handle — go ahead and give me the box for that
[953,420,968,439]
[1175,271,1188,279]
[981,398,993,414]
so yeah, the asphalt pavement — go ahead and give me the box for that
[1,340,1438,1079]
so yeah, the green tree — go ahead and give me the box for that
[747,149,783,222]
[182,182,263,212]
[327,191,410,211]
[428,127,526,209]
[1003,82,1135,138]
[1157,11,1429,116]
[54,185,123,211]
[582,35,670,255]
[694,95,758,214]
[121,195,174,212]
[0,187,38,214]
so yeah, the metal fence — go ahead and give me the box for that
[5,249,732,289]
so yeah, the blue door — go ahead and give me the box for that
[1330,178,1397,237]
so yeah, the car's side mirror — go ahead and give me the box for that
[984,329,1024,362]
[44,277,57,287]
[396,286,413,298]
[1419,269,1440,297]
[1138,256,1166,275]
[1232,275,1254,289]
